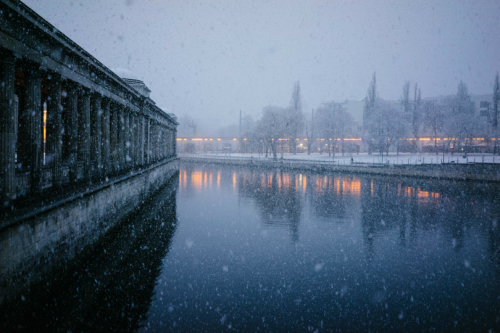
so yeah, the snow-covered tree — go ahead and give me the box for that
[411,83,422,151]
[315,105,337,157]
[289,81,305,154]
[336,109,354,156]
[423,100,445,153]
[256,106,286,159]
[363,72,378,154]
[363,72,377,122]
[304,109,316,155]
[365,100,406,157]
[401,81,411,114]
[447,81,477,151]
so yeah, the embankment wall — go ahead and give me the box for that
[0,158,179,304]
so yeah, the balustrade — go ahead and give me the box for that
[0,46,177,204]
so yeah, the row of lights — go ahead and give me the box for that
[177,137,496,142]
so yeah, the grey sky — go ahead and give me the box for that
[24,0,500,126]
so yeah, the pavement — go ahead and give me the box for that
[179,152,500,165]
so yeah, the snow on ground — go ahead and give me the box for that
[179,152,500,165]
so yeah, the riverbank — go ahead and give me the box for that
[0,158,179,305]
[181,156,500,182]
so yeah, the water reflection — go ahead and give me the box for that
[6,166,499,332]
[238,170,302,242]
[170,165,500,331]
[1,176,178,333]
[179,165,500,259]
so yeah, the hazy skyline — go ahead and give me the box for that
[24,0,500,126]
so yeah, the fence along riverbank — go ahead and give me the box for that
[180,155,500,183]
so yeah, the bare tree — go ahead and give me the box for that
[336,109,354,156]
[304,109,316,155]
[364,72,378,154]
[412,83,422,152]
[289,81,304,154]
[178,114,197,137]
[256,106,286,160]
[447,81,477,152]
[401,81,410,113]
[316,105,338,158]
[365,100,407,158]
[423,100,444,154]
[364,72,377,121]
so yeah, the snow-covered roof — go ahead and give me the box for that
[111,68,140,80]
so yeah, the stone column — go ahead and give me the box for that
[165,127,170,157]
[153,121,160,162]
[110,102,119,174]
[102,99,110,178]
[0,49,16,202]
[151,119,155,163]
[66,83,79,183]
[161,126,165,159]
[90,94,102,179]
[146,116,150,164]
[118,107,125,171]
[82,91,91,182]
[157,125,161,160]
[24,64,43,194]
[173,129,177,156]
[139,115,145,166]
[134,114,140,166]
[161,126,164,159]
[124,110,130,169]
[47,73,62,187]
[129,112,135,168]
[167,128,171,157]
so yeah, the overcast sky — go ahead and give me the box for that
[24,0,500,126]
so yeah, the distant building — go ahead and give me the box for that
[424,94,494,119]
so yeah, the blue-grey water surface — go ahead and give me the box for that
[142,164,500,332]
[2,164,500,332]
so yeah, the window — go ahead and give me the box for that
[480,101,490,108]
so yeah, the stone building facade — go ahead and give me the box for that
[0,0,178,204]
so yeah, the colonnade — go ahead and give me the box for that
[0,48,177,203]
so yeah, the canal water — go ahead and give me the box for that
[2,164,500,332]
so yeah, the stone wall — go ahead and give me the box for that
[0,158,179,304]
